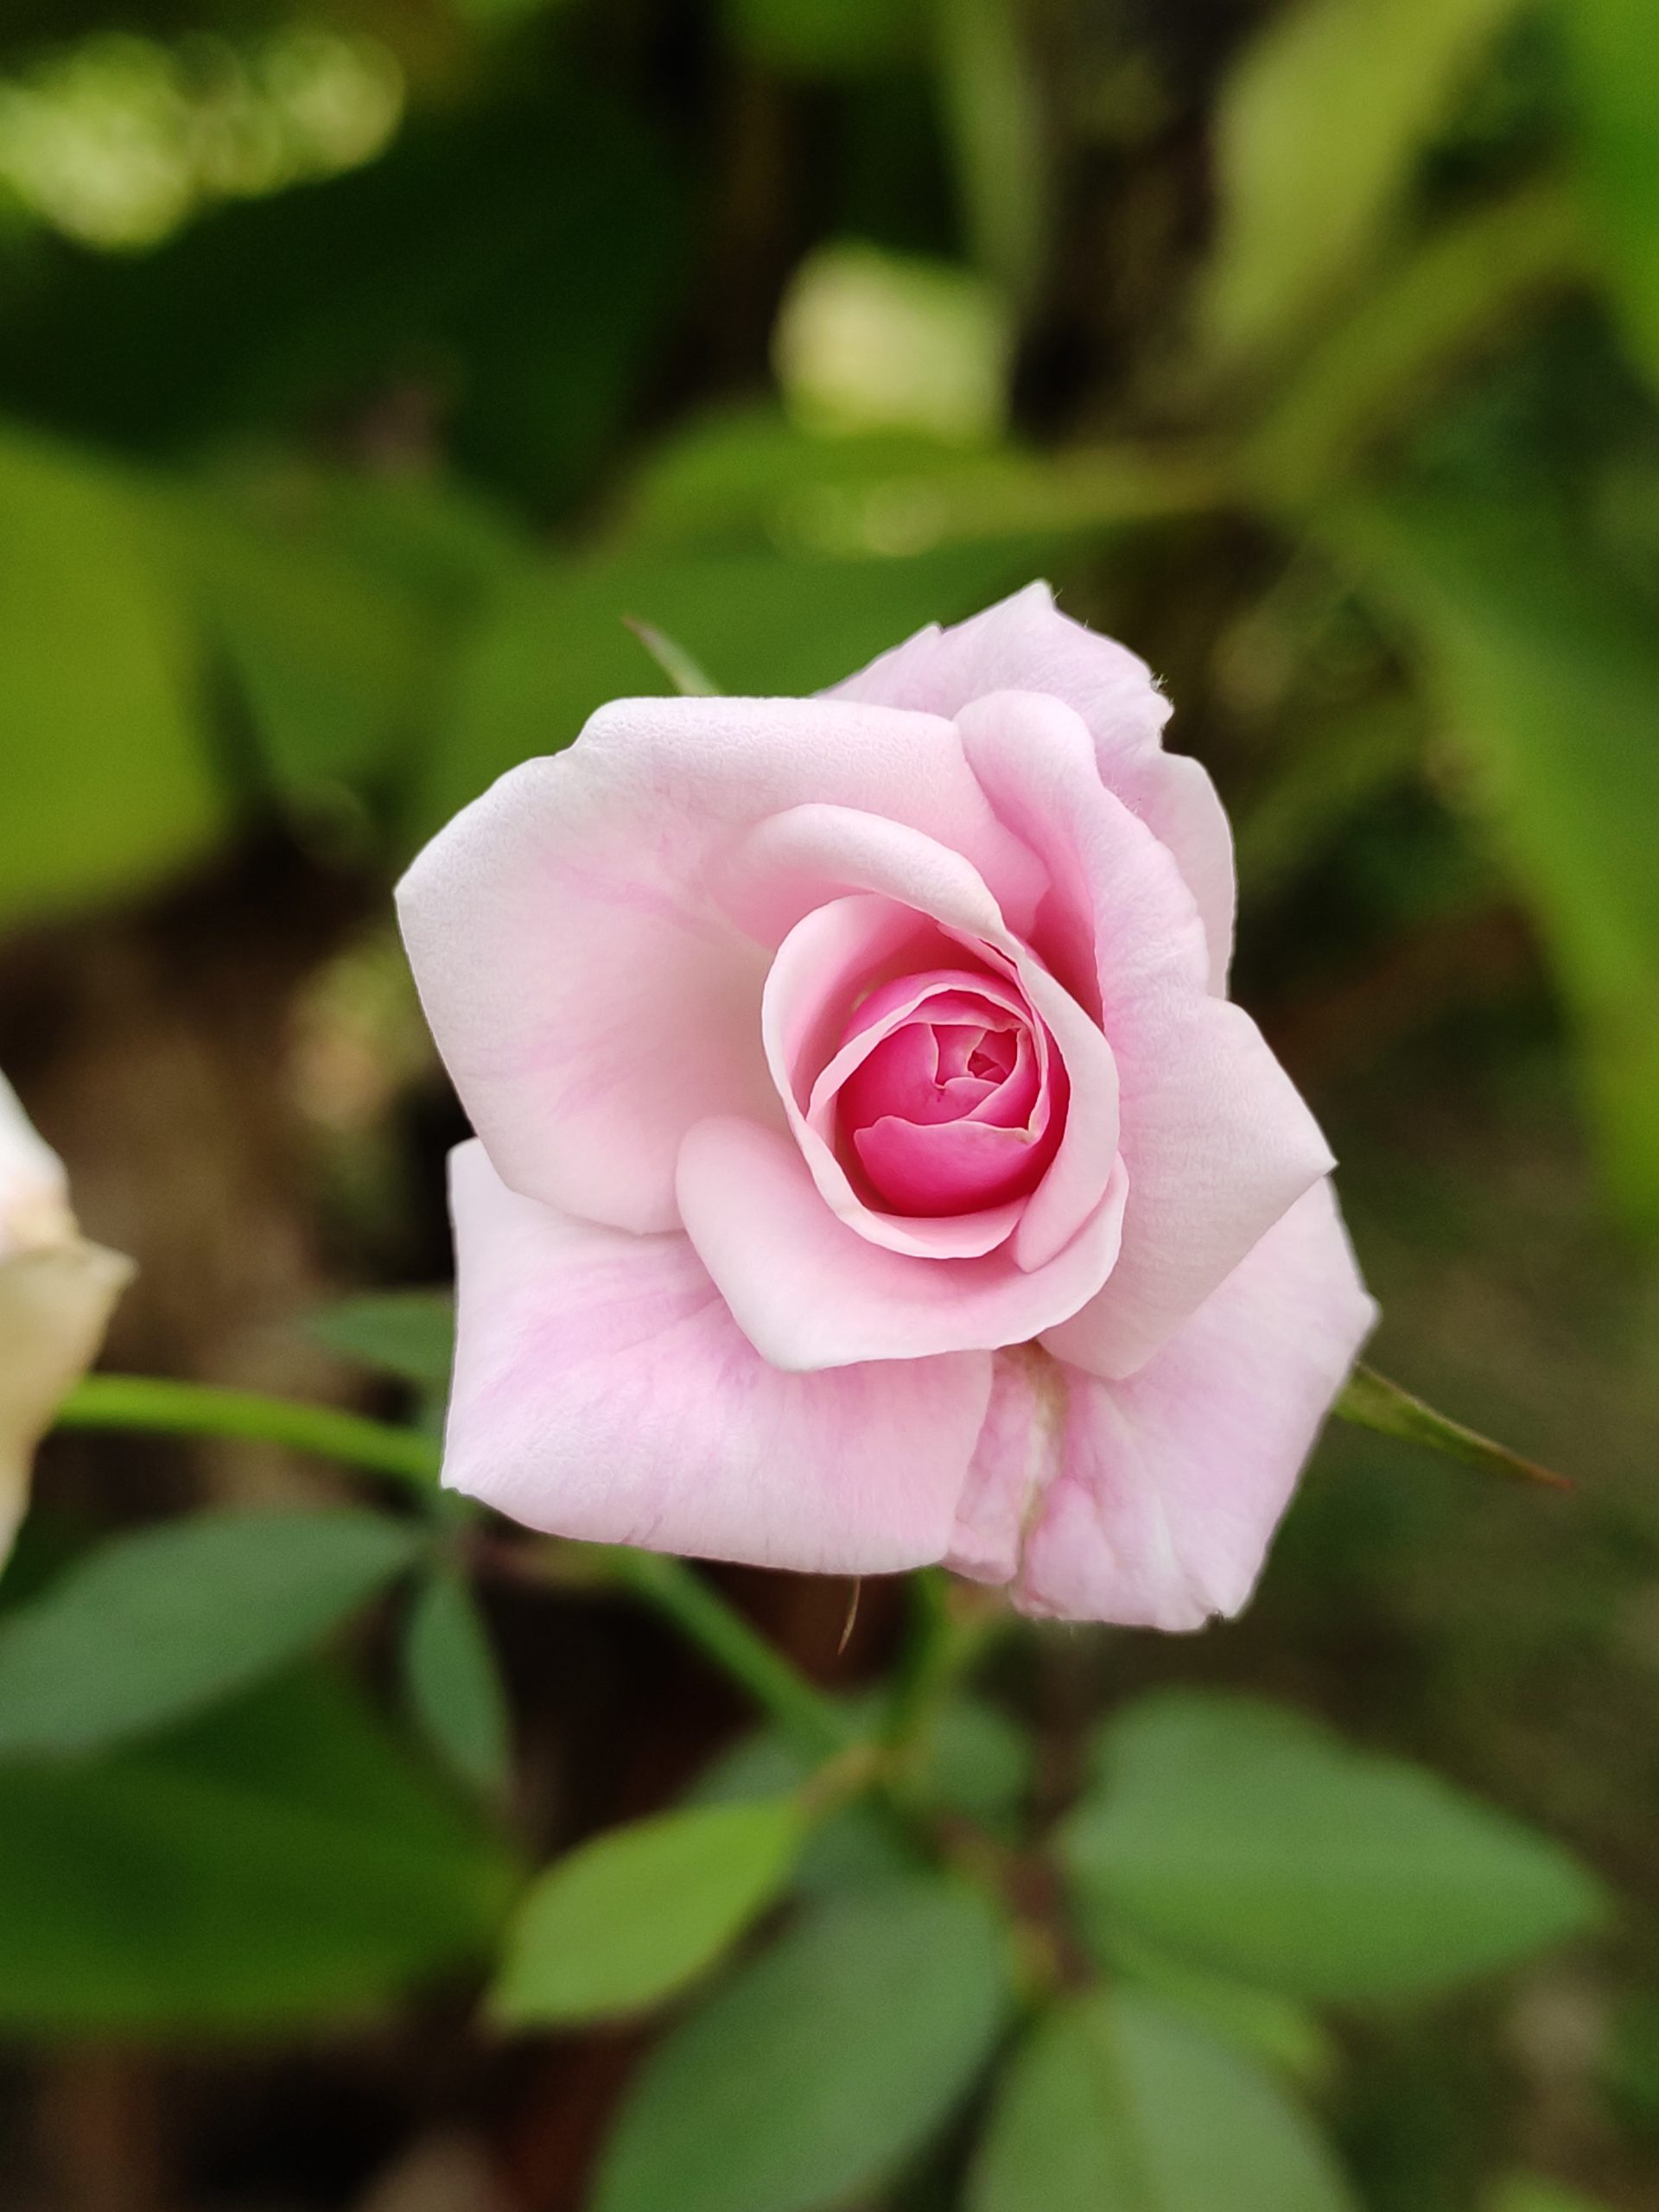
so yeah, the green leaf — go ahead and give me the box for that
[1243,181,1585,505]
[0,1509,424,1760]
[724,0,924,78]
[162,485,437,805]
[921,1694,1033,1834]
[968,1989,1357,2212]
[1336,1363,1567,1488]
[1560,0,1659,396]
[1104,1928,1336,2088]
[691,1721,915,1896]
[1326,493,1659,1236]
[937,0,1048,304]
[307,1289,456,1389]
[1061,1693,1603,2003]
[1487,2181,1616,2212]
[411,542,1041,841]
[1201,0,1527,368]
[594,1875,1011,2212]
[404,1567,512,1800]
[0,1666,516,2033]
[493,1798,805,2027]
[0,427,226,931]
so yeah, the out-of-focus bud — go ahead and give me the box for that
[0,1073,133,1570]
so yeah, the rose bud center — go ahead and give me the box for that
[819,968,1066,1218]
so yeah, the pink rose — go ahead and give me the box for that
[397,585,1375,1627]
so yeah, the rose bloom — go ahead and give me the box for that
[398,586,1376,1627]
[0,1072,132,1570]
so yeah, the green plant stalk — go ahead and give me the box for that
[593,1546,857,1759]
[55,1374,442,1486]
[51,1375,854,1759]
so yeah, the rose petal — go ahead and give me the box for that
[396,696,1046,1235]
[677,1116,1127,1371]
[948,1180,1377,1627]
[830,581,1235,989]
[741,809,1121,1271]
[444,1140,989,1573]
[0,1073,75,1258]
[854,1111,1052,1215]
[0,1241,134,1572]
[953,691,1333,1376]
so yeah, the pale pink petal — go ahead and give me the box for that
[948,1182,1376,1627]
[945,1344,1063,1586]
[830,581,1235,988]
[676,1117,1127,1371]
[952,692,1332,1378]
[739,811,1121,1271]
[444,1141,988,1573]
[396,696,1045,1235]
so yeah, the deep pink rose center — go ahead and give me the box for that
[817,966,1065,1218]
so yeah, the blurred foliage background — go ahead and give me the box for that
[2,0,1658,2207]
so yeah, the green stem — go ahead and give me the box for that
[54,1374,441,1487]
[53,1374,854,1760]
[594,1547,857,1760]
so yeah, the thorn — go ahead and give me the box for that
[836,1577,862,1659]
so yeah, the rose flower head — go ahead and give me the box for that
[397,585,1375,1627]
[0,1073,133,1571]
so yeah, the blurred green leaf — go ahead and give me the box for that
[1244,180,1585,503]
[594,1874,1011,2212]
[1104,1929,1336,2089]
[1329,493,1659,1236]
[0,1666,515,2032]
[493,1798,804,2027]
[937,0,1048,302]
[921,1694,1033,1835]
[411,542,1040,840]
[725,0,923,78]
[691,1718,915,1895]
[967,1988,1357,2212]
[404,1567,512,1801]
[1337,1363,1567,1487]
[164,487,439,805]
[0,426,226,929]
[1202,0,1526,369]
[1061,1693,1603,2002]
[308,1288,456,1388]
[1235,700,1424,899]
[0,83,683,513]
[1486,2180,1615,2212]
[0,1509,423,1759]
[1560,0,1659,395]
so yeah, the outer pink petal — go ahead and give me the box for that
[957,691,1333,1379]
[676,1117,1127,1371]
[830,581,1235,988]
[396,696,1044,1236]
[949,1181,1377,1628]
[445,1141,989,1574]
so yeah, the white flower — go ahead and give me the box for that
[0,1073,132,1569]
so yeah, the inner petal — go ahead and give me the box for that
[817,969,1066,1219]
